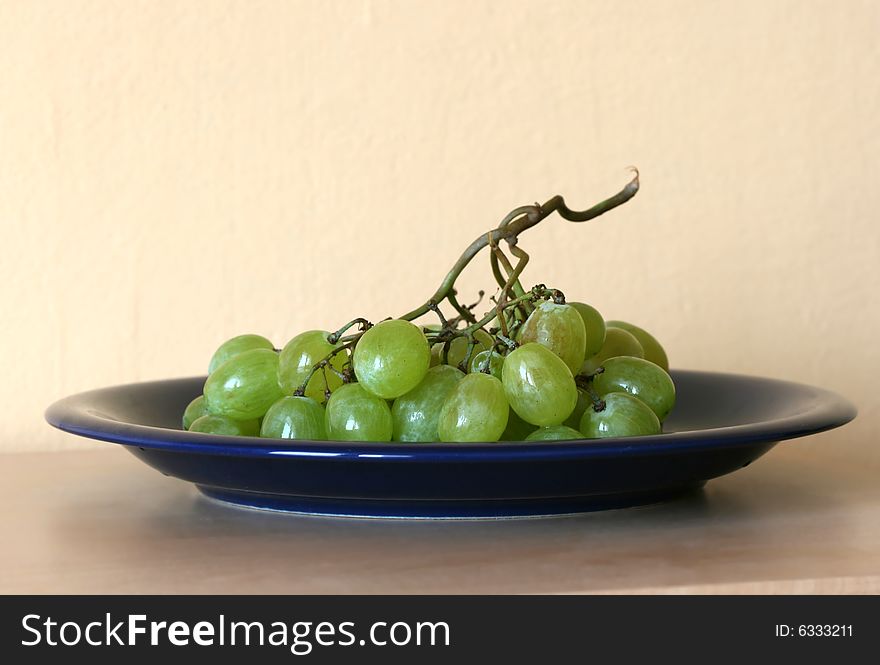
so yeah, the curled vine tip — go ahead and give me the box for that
[553,167,640,223]
[623,166,640,194]
[396,169,640,322]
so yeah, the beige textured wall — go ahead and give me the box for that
[2,0,878,454]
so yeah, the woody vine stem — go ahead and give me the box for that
[294,169,640,398]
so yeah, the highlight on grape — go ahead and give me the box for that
[184,169,676,443]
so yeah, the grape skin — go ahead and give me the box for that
[354,320,431,399]
[189,414,260,436]
[431,329,494,369]
[392,365,464,442]
[581,326,644,375]
[260,395,326,440]
[437,373,509,442]
[208,334,274,375]
[182,395,209,430]
[502,343,578,427]
[278,330,346,402]
[579,392,661,438]
[525,425,582,441]
[325,383,394,442]
[518,302,587,376]
[204,348,284,421]
[569,302,606,357]
[605,320,669,370]
[468,349,505,379]
[592,356,676,421]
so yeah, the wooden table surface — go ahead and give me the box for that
[2,430,878,594]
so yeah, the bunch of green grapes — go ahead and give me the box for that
[181,294,674,442]
[180,171,668,442]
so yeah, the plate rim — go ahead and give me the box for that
[45,369,857,462]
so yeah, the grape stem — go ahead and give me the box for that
[492,245,530,323]
[494,243,530,337]
[296,285,561,397]
[297,170,640,397]
[459,285,557,339]
[459,335,477,372]
[327,318,372,345]
[575,371,607,412]
[293,338,360,398]
[397,168,639,322]
[446,289,481,325]
[428,301,449,328]
[489,246,507,292]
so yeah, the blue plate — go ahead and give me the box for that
[45,370,855,519]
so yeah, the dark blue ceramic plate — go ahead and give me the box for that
[45,370,855,519]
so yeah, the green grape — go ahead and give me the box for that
[581,326,644,374]
[518,302,586,375]
[569,302,606,357]
[500,408,537,441]
[182,395,208,430]
[579,392,661,438]
[429,343,444,367]
[325,383,393,441]
[427,325,443,368]
[563,388,590,429]
[502,343,577,427]
[353,320,431,399]
[430,329,494,368]
[424,324,442,367]
[189,414,260,436]
[437,373,509,442]
[260,395,326,440]
[391,365,464,442]
[204,348,284,420]
[208,334,274,375]
[452,329,494,367]
[592,356,676,421]
[605,320,669,370]
[525,425,582,441]
[468,349,505,379]
[278,330,347,402]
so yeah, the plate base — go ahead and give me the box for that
[196,483,707,520]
